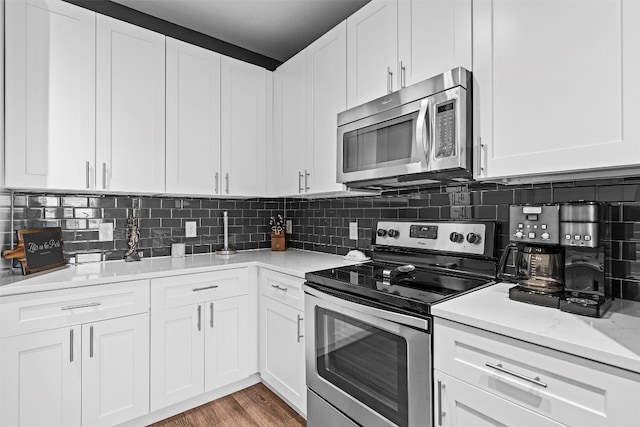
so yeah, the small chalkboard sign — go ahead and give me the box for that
[2,228,66,275]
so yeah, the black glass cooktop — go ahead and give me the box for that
[305,261,488,316]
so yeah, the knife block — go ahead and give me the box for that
[271,233,286,251]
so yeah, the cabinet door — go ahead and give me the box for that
[307,21,347,194]
[82,314,149,427]
[0,327,81,427]
[5,0,96,191]
[166,38,222,196]
[398,0,471,86]
[274,50,308,196]
[260,296,306,414]
[150,304,204,410]
[204,296,251,391]
[434,371,565,427]
[220,56,267,196]
[96,15,165,193]
[474,0,640,180]
[347,0,398,108]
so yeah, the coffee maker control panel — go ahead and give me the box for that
[509,205,560,244]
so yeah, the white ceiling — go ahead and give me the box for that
[111,0,371,63]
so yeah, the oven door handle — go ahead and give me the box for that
[303,285,429,331]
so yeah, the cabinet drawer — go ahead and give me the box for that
[260,269,304,310]
[151,269,249,310]
[0,280,150,338]
[434,318,640,427]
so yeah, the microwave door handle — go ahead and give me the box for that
[415,99,430,168]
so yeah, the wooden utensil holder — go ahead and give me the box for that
[271,233,286,251]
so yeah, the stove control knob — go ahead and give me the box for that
[377,229,387,237]
[466,233,481,244]
[387,229,399,238]
[449,232,464,243]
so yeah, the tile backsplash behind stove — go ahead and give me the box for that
[1,176,639,301]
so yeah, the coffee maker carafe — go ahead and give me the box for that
[499,204,565,308]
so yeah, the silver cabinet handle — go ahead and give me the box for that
[70,329,74,363]
[298,171,304,193]
[192,285,219,292]
[297,315,304,343]
[437,379,444,426]
[215,172,219,194]
[61,302,102,311]
[400,61,406,88]
[210,302,214,328]
[479,139,487,176]
[102,162,107,190]
[85,161,90,189]
[485,362,548,388]
[197,305,202,331]
[387,66,393,93]
[225,173,230,194]
[271,284,288,292]
[89,325,94,358]
[304,170,310,192]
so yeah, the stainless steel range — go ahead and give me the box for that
[304,220,497,427]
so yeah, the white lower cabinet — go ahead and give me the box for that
[433,371,564,427]
[82,314,150,427]
[150,269,256,411]
[0,280,150,427]
[0,327,82,427]
[259,270,306,415]
[434,317,640,427]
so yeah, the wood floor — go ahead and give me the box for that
[149,383,306,427]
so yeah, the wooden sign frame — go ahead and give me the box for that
[2,227,66,275]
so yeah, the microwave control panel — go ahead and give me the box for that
[434,100,456,159]
[509,205,560,244]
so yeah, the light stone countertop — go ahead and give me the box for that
[431,281,640,374]
[0,249,361,297]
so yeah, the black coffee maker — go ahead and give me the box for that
[499,204,565,308]
[499,203,611,317]
[559,202,611,317]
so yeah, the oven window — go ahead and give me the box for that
[343,112,417,173]
[315,307,409,426]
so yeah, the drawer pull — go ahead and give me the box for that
[485,362,548,388]
[271,284,288,292]
[61,302,102,311]
[192,285,219,292]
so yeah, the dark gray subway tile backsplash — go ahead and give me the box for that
[1,175,639,301]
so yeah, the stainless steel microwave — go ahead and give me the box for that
[337,67,472,190]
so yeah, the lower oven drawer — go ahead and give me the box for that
[434,317,640,427]
[307,389,358,427]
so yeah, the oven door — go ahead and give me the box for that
[304,285,432,427]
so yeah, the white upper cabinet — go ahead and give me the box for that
[474,0,640,181]
[307,21,348,194]
[5,0,96,190]
[398,0,472,86]
[274,50,308,196]
[347,0,471,108]
[96,15,166,193]
[166,38,222,196]
[221,57,267,196]
[347,0,398,107]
